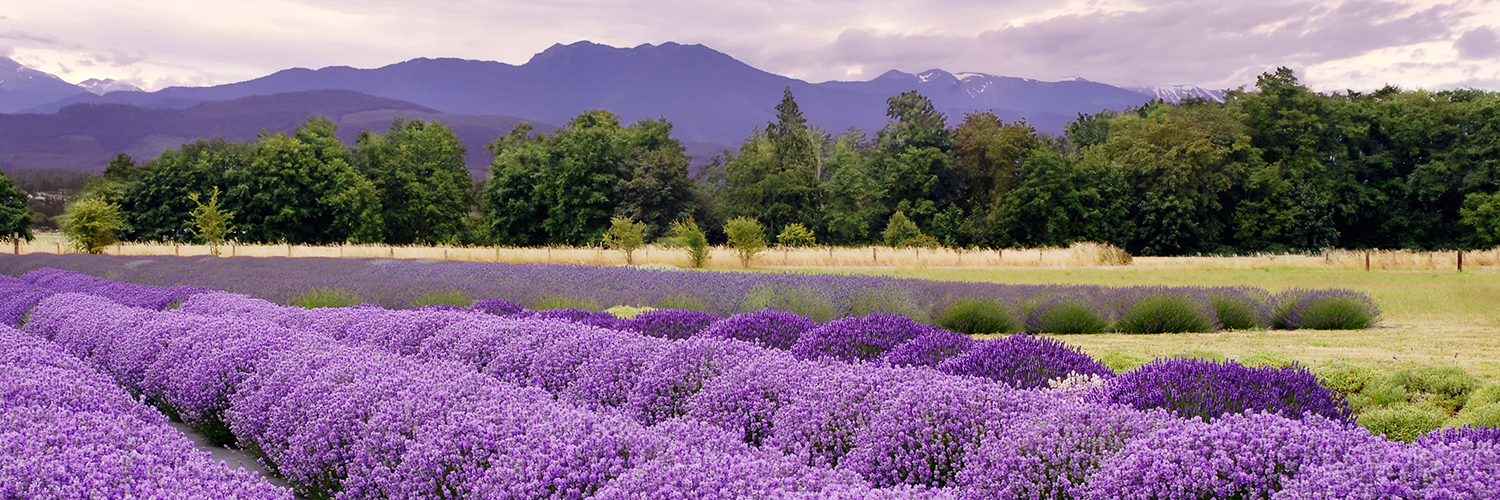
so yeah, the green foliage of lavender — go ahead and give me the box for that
[1114,293,1218,334]
[935,297,1020,335]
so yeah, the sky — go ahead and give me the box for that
[3,0,1498,93]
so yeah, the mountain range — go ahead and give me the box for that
[0,41,1225,174]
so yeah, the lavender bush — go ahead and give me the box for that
[624,308,721,340]
[937,334,1113,390]
[791,313,944,362]
[1025,297,1109,334]
[879,329,976,367]
[1274,288,1382,330]
[1112,291,1218,334]
[1099,358,1352,422]
[700,309,818,350]
[934,297,1021,335]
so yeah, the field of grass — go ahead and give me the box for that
[838,266,1500,380]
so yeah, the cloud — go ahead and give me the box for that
[1455,26,1500,59]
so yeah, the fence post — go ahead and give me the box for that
[1365,250,1370,271]
[873,247,878,264]
[1458,251,1463,272]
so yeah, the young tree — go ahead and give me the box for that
[602,216,647,264]
[724,216,767,268]
[665,217,711,268]
[0,169,32,247]
[882,210,924,247]
[188,186,233,256]
[62,197,123,254]
[776,223,816,248]
[724,87,822,234]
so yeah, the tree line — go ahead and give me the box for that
[3,67,1500,256]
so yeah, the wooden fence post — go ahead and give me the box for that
[872,247,878,264]
[1458,251,1464,272]
[1365,250,1370,271]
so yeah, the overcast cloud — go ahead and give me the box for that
[2,0,1496,92]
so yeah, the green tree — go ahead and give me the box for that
[952,111,1042,211]
[724,216,767,268]
[485,111,630,246]
[882,210,923,247]
[665,217,711,268]
[724,87,822,236]
[485,124,549,245]
[109,139,247,242]
[1461,191,1500,246]
[613,118,698,238]
[225,117,381,244]
[776,223,816,247]
[874,91,957,233]
[188,186,233,256]
[0,169,32,245]
[820,129,884,244]
[602,216,647,264]
[994,153,1117,248]
[62,197,123,254]
[353,117,472,245]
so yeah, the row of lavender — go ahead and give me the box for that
[150,292,1499,498]
[0,254,1378,331]
[0,325,291,498]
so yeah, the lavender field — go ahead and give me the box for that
[2,258,1496,499]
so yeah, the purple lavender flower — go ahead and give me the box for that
[1098,357,1352,422]
[699,309,818,350]
[0,274,52,327]
[791,313,944,362]
[470,298,523,316]
[1417,425,1500,446]
[624,308,721,340]
[936,334,1113,390]
[22,267,207,310]
[880,329,976,367]
[517,307,626,330]
[1273,435,1500,499]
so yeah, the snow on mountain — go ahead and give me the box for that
[77,78,144,95]
[1125,84,1226,103]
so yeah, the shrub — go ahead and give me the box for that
[61,197,123,254]
[1097,351,1148,373]
[1388,366,1482,413]
[531,294,603,311]
[1313,360,1378,395]
[1357,402,1449,442]
[1025,299,1108,334]
[1207,291,1269,330]
[935,298,1020,335]
[791,314,941,362]
[1273,288,1381,330]
[410,289,472,308]
[879,330,975,367]
[841,381,1030,488]
[469,298,522,316]
[1099,358,1352,422]
[605,305,655,319]
[288,287,362,309]
[624,309,720,340]
[700,309,817,350]
[776,223,817,247]
[724,217,767,268]
[740,283,837,323]
[1457,402,1500,428]
[936,334,1113,390]
[1280,436,1500,499]
[664,218,710,268]
[602,216,647,265]
[1113,293,1217,334]
[848,286,929,323]
[1419,425,1500,445]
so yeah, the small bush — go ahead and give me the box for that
[775,223,816,247]
[1208,293,1267,330]
[664,218,711,268]
[624,309,720,340]
[1468,383,1500,407]
[740,283,836,323]
[699,309,817,350]
[936,334,1113,389]
[1313,361,1378,395]
[288,287,362,309]
[879,330,975,367]
[1114,293,1218,334]
[605,305,655,319]
[531,295,604,311]
[1388,366,1482,413]
[724,217,767,268]
[1025,299,1108,334]
[790,313,940,362]
[1098,351,1149,373]
[1457,403,1500,428]
[935,298,1020,335]
[1357,402,1448,442]
[602,216,647,265]
[1099,358,1352,422]
[411,289,473,308]
[848,286,928,323]
[1273,289,1381,330]
[1357,377,1411,408]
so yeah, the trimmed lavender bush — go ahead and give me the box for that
[880,329,976,367]
[1081,412,1383,500]
[470,298,523,316]
[22,267,207,309]
[791,313,944,362]
[766,364,906,469]
[1418,426,1500,446]
[1273,438,1500,499]
[684,349,807,446]
[700,309,818,350]
[1025,298,1108,334]
[1207,287,1271,330]
[935,297,1021,335]
[740,282,839,322]
[956,401,1180,500]
[1113,292,1218,334]
[625,308,720,340]
[518,307,627,329]
[628,336,755,425]
[937,334,1113,390]
[1099,358,1352,422]
[1273,288,1381,330]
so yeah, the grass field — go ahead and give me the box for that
[846,267,1500,380]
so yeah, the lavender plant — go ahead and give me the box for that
[791,313,944,362]
[699,309,818,350]
[624,308,720,339]
[879,329,976,367]
[1112,291,1218,334]
[1099,358,1352,422]
[1273,288,1382,330]
[935,297,1021,335]
[936,334,1114,390]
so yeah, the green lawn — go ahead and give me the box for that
[799,266,1500,380]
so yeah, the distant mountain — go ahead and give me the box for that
[77,78,144,95]
[20,41,1222,144]
[1124,84,1226,103]
[0,90,553,174]
[0,57,90,113]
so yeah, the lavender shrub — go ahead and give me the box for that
[624,308,721,340]
[936,334,1114,390]
[879,329,976,367]
[791,313,944,362]
[699,309,818,350]
[1099,358,1352,422]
